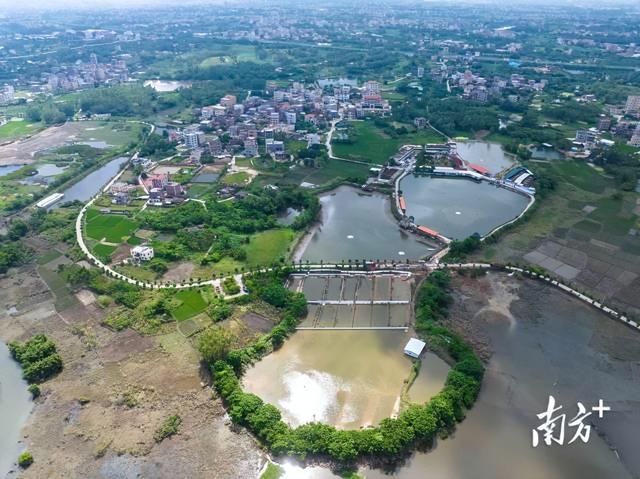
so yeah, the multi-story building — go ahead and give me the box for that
[597,116,612,132]
[184,131,203,149]
[363,80,380,96]
[221,94,237,109]
[575,129,598,145]
[244,137,258,156]
[628,125,640,147]
[625,95,640,115]
[0,85,15,104]
[414,117,427,129]
[470,87,489,102]
[150,174,168,189]
[285,111,297,125]
[208,138,223,156]
[165,182,185,198]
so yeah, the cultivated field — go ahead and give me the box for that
[476,161,640,317]
[85,209,139,243]
[332,121,445,164]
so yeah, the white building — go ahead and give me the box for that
[184,131,203,149]
[131,245,154,262]
[404,338,426,358]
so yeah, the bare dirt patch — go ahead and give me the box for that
[162,261,195,283]
[0,123,90,166]
[0,265,262,478]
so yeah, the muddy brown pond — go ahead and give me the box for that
[254,274,639,479]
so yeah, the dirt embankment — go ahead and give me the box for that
[0,262,262,478]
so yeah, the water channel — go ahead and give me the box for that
[52,155,128,208]
[0,342,32,478]
[0,165,23,177]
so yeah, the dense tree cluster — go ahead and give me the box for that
[209,270,483,465]
[78,84,156,117]
[9,334,63,384]
[443,235,482,263]
[591,144,639,191]
[138,186,319,265]
[26,101,71,125]
[139,134,177,159]
[63,265,143,309]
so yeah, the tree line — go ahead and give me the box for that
[207,269,484,466]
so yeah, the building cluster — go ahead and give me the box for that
[144,173,187,206]
[557,37,640,59]
[438,68,547,103]
[108,181,140,205]
[164,78,390,164]
[43,53,129,93]
[582,96,640,148]
[0,85,15,105]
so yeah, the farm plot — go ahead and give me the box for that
[85,209,138,243]
[170,289,208,321]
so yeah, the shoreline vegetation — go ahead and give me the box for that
[8,334,63,384]
[209,268,484,470]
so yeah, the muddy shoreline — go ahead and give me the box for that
[0,262,263,478]
[443,271,640,479]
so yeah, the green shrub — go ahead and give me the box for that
[222,277,241,295]
[28,384,41,399]
[18,451,33,468]
[154,415,181,443]
[9,334,62,384]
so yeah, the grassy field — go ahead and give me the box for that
[38,265,79,311]
[277,159,372,187]
[285,139,307,157]
[0,119,42,140]
[199,55,233,68]
[260,462,284,479]
[74,121,143,147]
[170,289,208,321]
[245,229,296,266]
[36,250,62,266]
[116,264,159,282]
[93,243,118,260]
[333,121,445,164]
[221,171,250,185]
[85,209,138,243]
